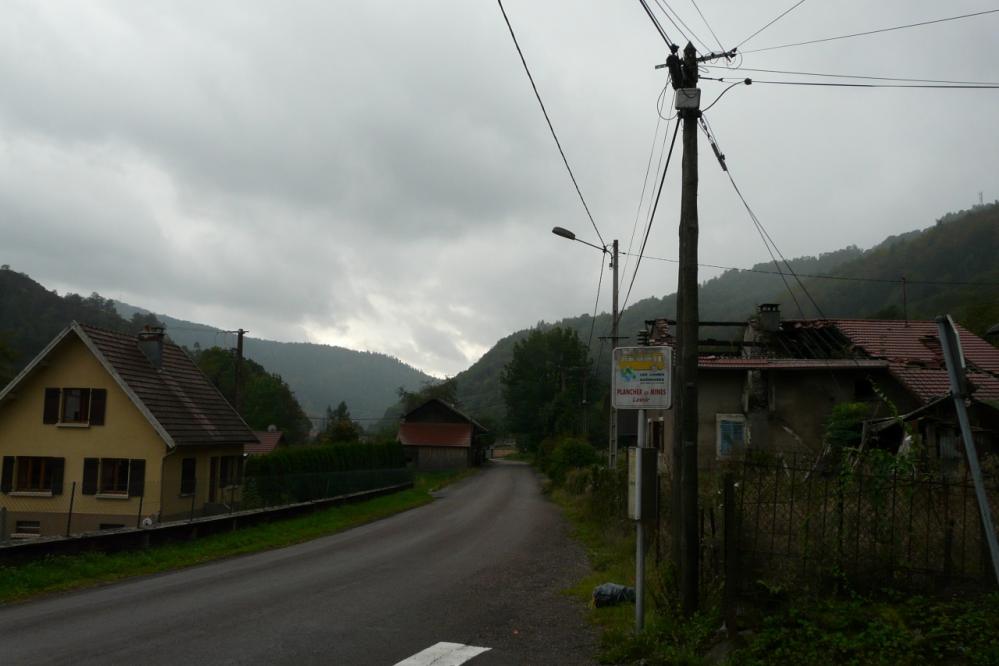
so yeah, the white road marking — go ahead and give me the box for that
[393,641,491,666]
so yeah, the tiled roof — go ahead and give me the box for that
[829,319,999,403]
[699,357,888,370]
[247,430,284,455]
[78,323,257,447]
[398,422,473,448]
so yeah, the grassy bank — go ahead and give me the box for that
[0,469,473,604]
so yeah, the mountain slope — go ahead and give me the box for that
[452,204,999,426]
[113,305,434,421]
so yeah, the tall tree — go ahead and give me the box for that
[501,327,595,452]
[397,377,459,413]
[322,401,361,444]
[194,346,311,443]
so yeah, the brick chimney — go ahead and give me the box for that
[137,326,165,369]
[758,303,781,333]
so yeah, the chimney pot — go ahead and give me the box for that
[758,303,781,333]
[137,327,165,369]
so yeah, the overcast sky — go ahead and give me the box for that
[2,1,997,376]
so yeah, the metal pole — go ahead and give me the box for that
[189,480,197,522]
[610,239,620,468]
[1,506,7,544]
[136,487,145,529]
[234,329,246,413]
[636,407,646,632]
[65,481,76,537]
[936,316,999,582]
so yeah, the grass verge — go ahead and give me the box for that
[0,469,474,605]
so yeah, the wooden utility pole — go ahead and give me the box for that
[669,41,701,615]
[234,328,246,412]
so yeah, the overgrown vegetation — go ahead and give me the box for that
[0,470,467,604]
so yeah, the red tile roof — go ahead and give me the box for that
[247,430,284,455]
[77,323,257,447]
[829,319,999,403]
[398,422,473,448]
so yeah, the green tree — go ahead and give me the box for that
[501,327,594,453]
[0,334,15,386]
[397,377,459,412]
[321,401,361,444]
[194,346,311,443]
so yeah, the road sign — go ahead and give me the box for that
[612,346,672,410]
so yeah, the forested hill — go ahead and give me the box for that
[0,268,434,421]
[112,305,434,421]
[452,202,999,427]
[0,267,161,383]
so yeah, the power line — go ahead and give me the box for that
[722,78,999,90]
[736,0,809,49]
[702,79,751,112]
[654,0,711,53]
[619,251,999,287]
[620,122,681,322]
[496,0,606,247]
[740,8,999,54]
[638,0,674,46]
[689,0,726,53]
[586,252,607,353]
[706,65,999,87]
[622,106,671,281]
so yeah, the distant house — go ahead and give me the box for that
[0,323,257,538]
[645,306,999,467]
[397,398,487,470]
[247,428,284,456]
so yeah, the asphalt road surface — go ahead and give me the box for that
[0,461,597,665]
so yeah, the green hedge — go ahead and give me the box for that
[245,442,407,477]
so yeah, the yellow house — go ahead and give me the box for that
[0,322,257,538]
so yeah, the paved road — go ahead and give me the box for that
[0,461,596,665]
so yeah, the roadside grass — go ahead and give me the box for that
[553,470,999,664]
[0,469,473,605]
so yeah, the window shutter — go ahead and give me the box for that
[82,458,99,495]
[128,459,146,497]
[51,458,65,495]
[43,388,60,424]
[1,457,13,493]
[90,389,107,426]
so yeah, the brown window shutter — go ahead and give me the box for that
[90,389,107,425]
[43,388,60,424]
[79,388,91,422]
[51,458,65,495]
[82,458,99,495]
[128,459,146,497]
[1,457,13,493]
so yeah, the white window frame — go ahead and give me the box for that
[716,414,747,459]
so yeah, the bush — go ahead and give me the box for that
[245,442,406,477]
[542,436,599,486]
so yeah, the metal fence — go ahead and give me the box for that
[0,468,413,542]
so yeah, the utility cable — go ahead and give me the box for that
[620,252,999,287]
[638,0,675,46]
[702,79,752,112]
[619,122,681,326]
[740,8,999,54]
[496,0,606,247]
[736,0,809,49]
[726,78,999,89]
[705,65,999,87]
[654,0,711,52]
[586,251,607,354]
[690,0,726,53]
[622,111,670,281]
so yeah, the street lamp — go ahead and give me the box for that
[551,226,620,468]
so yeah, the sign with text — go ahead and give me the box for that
[612,346,672,410]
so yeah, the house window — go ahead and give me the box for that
[99,458,130,495]
[43,387,107,425]
[180,458,196,496]
[716,414,747,459]
[15,520,41,536]
[61,388,90,423]
[15,457,64,493]
[81,458,143,497]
